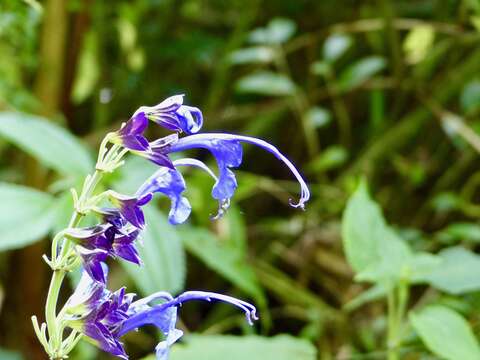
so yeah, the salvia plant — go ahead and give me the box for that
[31,95,310,360]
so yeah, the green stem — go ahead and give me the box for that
[387,286,398,360]
[44,168,104,359]
[395,279,409,350]
[386,279,409,360]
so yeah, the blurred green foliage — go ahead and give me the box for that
[2,0,480,359]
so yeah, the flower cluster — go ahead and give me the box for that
[65,268,258,359]
[35,95,309,360]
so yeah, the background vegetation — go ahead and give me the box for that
[1,0,480,359]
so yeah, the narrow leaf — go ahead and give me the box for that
[0,112,93,177]
[122,207,185,295]
[338,56,386,92]
[181,227,264,303]
[235,71,296,96]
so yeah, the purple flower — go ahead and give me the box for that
[136,131,310,225]
[136,167,192,225]
[134,95,203,134]
[117,291,258,360]
[111,112,149,151]
[169,133,310,209]
[65,224,142,282]
[107,191,153,229]
[65,270,133,359]
[75,246,109,283]
[65,271,258,360]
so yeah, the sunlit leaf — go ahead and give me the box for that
[323,33,353,62]
[249,18,296,45]
[410,305,480,360]
[228,46,275,65]
[342,180,387,273]
[307,146,348,173]
[0,183,56,251]
[403,25,435,64]
[310,61,331,76]
[337,56,386,92]
[420,246,480,294]
[355,226,412,283]
[0,112,93,177]
[235,71,296,96]
[342,181,426,284]
[304,106,332,128]
[460,79,480,114]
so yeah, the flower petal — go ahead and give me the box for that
[112,113,149,151]
[170,133,310,209]
[76,246,109,283]
[108,191,153,229]
[134,95,203,134]
[136,168,192,225]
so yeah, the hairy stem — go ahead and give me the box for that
[42,143,123,359]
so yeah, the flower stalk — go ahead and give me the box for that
[41,140,123,359]
[32,95,309,360]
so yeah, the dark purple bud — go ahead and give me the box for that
[112,112,149,151]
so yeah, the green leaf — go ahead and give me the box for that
[307,146,348,173]
[342,181,426,284]
[0,112,93,177]
[403,25,435,64]
[249,18,296,44]
[0,183,56,251]
[421,246,480,294]
[113,156,157,195]
[181,227,264,303]
[228,46,275,65]
[304,106,332,128]
[355,226,412,283]
[235,71,296,96]
[460,79,480,114]
[0,348,23,360]
[310,61,331,77]
[343,283,386,311]
[323,33,353,63]
[217,206,247,253]
[436,222,480,244]
[342,180,387,273]
[338,56,386,92]
[167,335,315,360]
[122,207,185,295]
[410,305,480,360]
[408,252,442,283]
